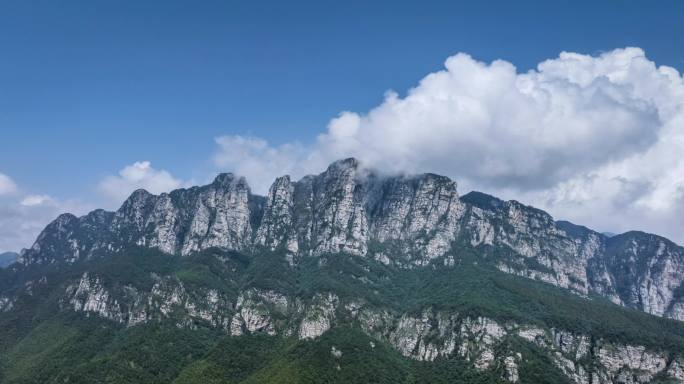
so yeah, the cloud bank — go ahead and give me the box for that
[0,173,18,196]
[214,47,684,243]
[98,161,185,204]
[2,47,683,250]
[0,176,92,253]
[0,162,185,252]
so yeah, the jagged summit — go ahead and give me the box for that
[211,172,250,189]
[15,158,684,323]
[555,220,596,239]
[129,188,153,198]
[115,158,455,213]
[460,191,505,210]
[213,171,236,183]
[327,157,361,171]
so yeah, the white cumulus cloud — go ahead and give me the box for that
[214,47,684,243]
[20,194,55,207]
[0,173,18,195]
[213,135,311,194]
[0,197,93,253]
[98,161,184,205]
[0,162,188,252]
[0,175,92,253]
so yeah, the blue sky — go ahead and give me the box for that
[2,0,684,251]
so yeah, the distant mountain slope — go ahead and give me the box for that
[3,158,684,383]
[2,248,684,383]
[0,252,18,268]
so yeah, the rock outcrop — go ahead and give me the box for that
[18,158,684,321]
[59,269,684,383]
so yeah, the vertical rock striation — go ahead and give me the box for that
[18,158,684,321]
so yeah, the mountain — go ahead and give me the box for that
[2,158,684,383]
[0,251,18,268]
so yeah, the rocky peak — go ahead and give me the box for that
[211,173,254,196]
[365,172,465,263]
[254,175,296,254]
[31,212,79,245]
[461,191,553,227]
[327,157,361,173]
[53,212,80,227]
[128,188,154,201]
[120,189,156,211]
[460,191,505,211]
[20,213,85,264]
[599,231,684,318]
[252,164,467,262]
[115,189,157,230]
[82,209,114,226]
[17,158,684,323]
[555,220,597,240]
[212,172,238,186]
[296,158,369,256]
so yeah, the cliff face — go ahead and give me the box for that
[599,232,684,319]
[6,157,684,382]
[19,158,684,322]
[457,193,684,321]
[20,173,265,264]
[44,270,684,384]
[254,159,466,264]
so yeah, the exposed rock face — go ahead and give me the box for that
[303,158,370,257]
[65,272,233,329]
[255,158,372,258]
[68,272,122,322]
[20,210,115,265]
[599,232,684,320]
[21,174,265,264]
[0,296,14,312]
[503,355,520,383]
[367,173,466,264]
[385,310,508,364]
[56,267,684,384]
[254,176,297,254]
[113,173,260,256]
[230,290,282,336]
[19,158,684,321]
[456,192,684,320]
[298,293,338,339]
[460,193,601,296]
[518,324,678,384]
[252,159,468,264]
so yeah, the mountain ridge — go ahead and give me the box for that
[3,158,684,383]
[16,158,684,321]
[0,251,18,268]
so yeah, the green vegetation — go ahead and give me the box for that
[0,314,221,384]
[2,244,684,382]
[174,326,508,384]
